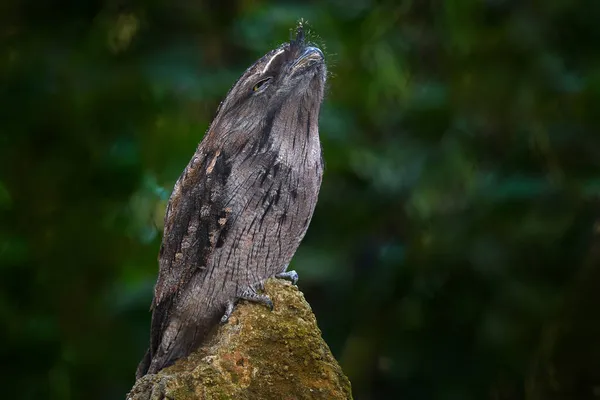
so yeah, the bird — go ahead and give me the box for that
[136,23,327,379]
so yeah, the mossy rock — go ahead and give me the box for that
[127,279,353,400]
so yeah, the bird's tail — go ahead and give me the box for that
[135,348,152,380]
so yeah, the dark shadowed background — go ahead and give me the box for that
[2,1,600,399]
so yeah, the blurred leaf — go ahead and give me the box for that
[0,181,11,209]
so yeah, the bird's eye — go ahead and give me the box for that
[253,77,272,93]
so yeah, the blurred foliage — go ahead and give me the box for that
[2,0,600,399]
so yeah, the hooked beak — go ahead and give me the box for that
[291,46,324,72]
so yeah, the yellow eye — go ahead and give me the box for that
[253,77,272,93]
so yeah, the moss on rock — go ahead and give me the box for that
[127,279,353,400]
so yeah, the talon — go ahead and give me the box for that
[221,301,235,324]
[265,297,274,311]
[276,270,299,285]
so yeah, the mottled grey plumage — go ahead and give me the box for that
[136,24,327,378]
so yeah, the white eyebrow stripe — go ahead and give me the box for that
[261,49,285,74]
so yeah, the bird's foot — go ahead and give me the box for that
[220,289,274,324]
[220,300,235,324]
[275,270,299,285]
[239,290,274,311]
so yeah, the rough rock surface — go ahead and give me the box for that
[127,279,353,400]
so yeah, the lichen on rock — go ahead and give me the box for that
[127,278,353,400]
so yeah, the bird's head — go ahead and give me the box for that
[208,23,327,148]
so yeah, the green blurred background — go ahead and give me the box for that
[2,0,600,399]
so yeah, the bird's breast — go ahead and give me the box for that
[201,145,322,296]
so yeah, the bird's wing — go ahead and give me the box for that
[149,146,233,352]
